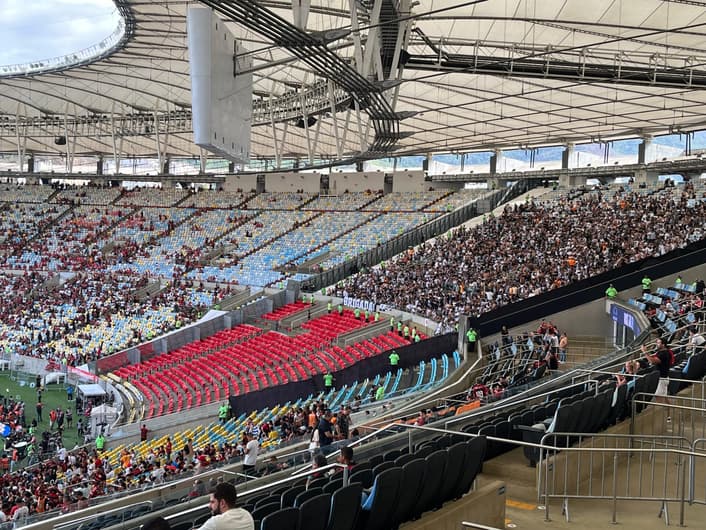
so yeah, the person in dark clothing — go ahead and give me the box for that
[317,410,334,450]
[642,336,672,417]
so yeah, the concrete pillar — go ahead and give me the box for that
[638,135,654,164]
[355,161,363,172]
[162,157,170,175]
[633,168,660,186]
[228,161,235,173]
[422,153,432,172]
[27,155,35,173]
[489,149,503,174]
[559,172,588,189]
[562,143,575,169]
[96,156,103,176]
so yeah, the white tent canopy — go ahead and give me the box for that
[78,384,107,398]
[89,403,119,438]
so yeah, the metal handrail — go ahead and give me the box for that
[164,463,350,521]
[443,379,601,431]
[53,501,153,530]
[461,523,504,530]
[537,432,696,525]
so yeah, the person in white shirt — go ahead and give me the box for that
[200,483,254,530]
[242,434,258,475]
[689,328,705,352]
[151,462,165,484]
[12,500,29,523]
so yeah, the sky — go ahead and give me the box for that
[0,0,121,66]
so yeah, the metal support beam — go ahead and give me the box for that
[291,0,310,30]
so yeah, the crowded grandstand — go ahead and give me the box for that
[2,1,706,530]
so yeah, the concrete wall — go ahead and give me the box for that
[393,170,427,192]
[222,174,258,192]
[265,172,320,193]
[400,480,506,530]
[330,171,385,193]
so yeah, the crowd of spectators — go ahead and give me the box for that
[0,271,219,366]
[340,184,706,324]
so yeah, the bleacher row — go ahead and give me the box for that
[0,186,485,288]
[227,434,488,530]
[102,351,461,475]
[111,305,418,420]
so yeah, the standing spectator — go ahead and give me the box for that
[642,337,672,420]
[49,408,58,430]
[36,401,43,423]
[65,408,73,428]
[66,385,74,401]
[242,434,259,475]
[140,424,149,442]
[559,332,569,363]
[317,410,334,452]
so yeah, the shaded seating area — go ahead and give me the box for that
[234,435,487,530]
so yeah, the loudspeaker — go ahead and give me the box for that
[54,136,66,146]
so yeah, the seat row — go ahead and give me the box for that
[233,435,487,530]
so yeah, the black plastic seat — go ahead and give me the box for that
[323,479,343,495]
[280,485,307,507]
[383,449,401,462]
[413,450,447,519]
[308,476,330,490]
[294,487,323,507]
[348,468,373,489]
[437,442,468,507]
[252,501,282,528]
[391,458,426,528]
[372,461,395,477]
[367,454,384,467]
[298,493,331,530]
[326,483,362,530]
[393,453,417,467]
[454,436,487,500]
[261,507,299,530]
[357,467,403,530]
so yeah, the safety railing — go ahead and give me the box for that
[461,523,504,530]
[538,432,695,525]
[442,379,601,432]
[631,392,706,440]
[165,463,349,524]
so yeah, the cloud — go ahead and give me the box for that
[0,0,121,66]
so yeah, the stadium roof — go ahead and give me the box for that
[2,0,706,164]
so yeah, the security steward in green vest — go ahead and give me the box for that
[324,372,334,389]
[605,284,618,299]
[641,275,652,294]
[218,403,229,424]
[466,328,478,350]
[389,350,400,367]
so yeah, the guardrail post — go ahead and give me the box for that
[611,451,618,524]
